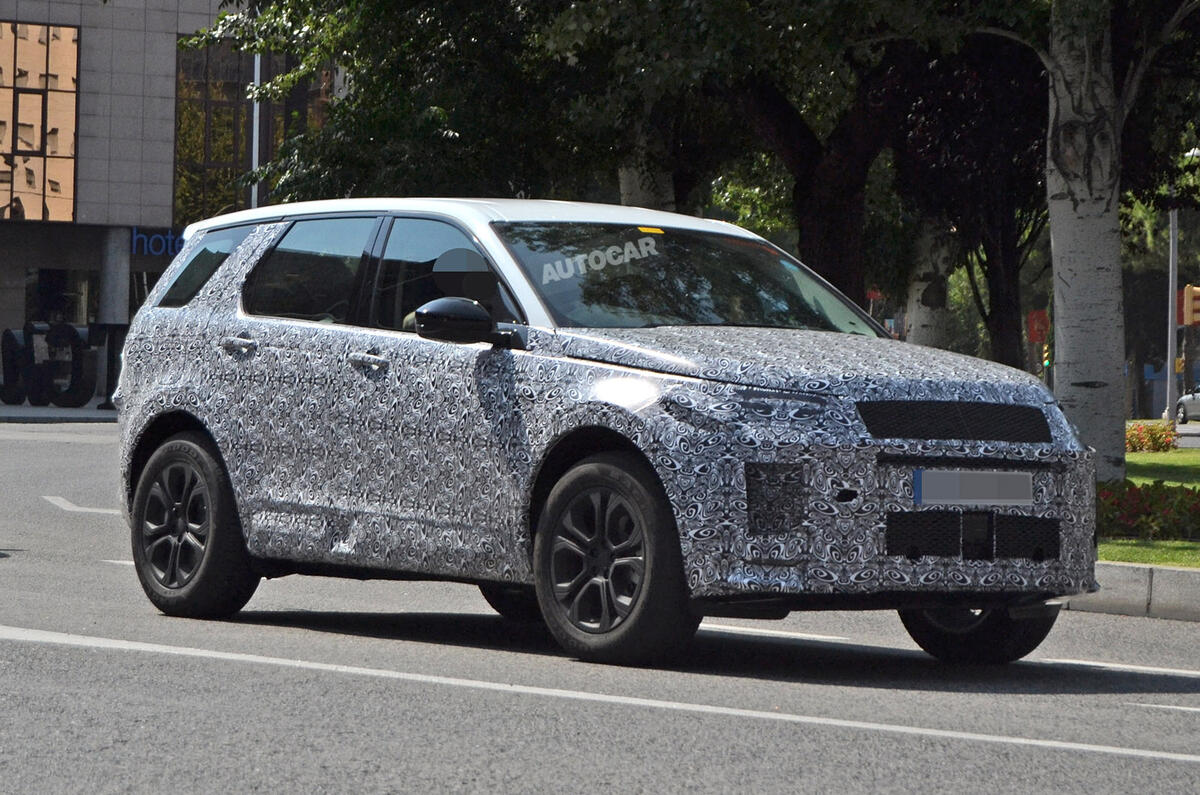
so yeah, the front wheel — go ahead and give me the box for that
[534,452,698,664]
[898,604,1058,664]
[131,432,260,618]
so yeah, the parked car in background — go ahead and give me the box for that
[1176,387,1200,423]
[116,199,1096,665]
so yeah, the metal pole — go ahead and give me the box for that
[250,53,262,208]
[1167,202,1179,418]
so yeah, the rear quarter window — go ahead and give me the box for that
[158,225,254,308]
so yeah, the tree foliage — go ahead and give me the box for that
[194,1,608,199]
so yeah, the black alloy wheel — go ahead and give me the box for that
[549,487,646,634]
[141,459,211,589]
[534,452,698,664]
[131,432,259,618]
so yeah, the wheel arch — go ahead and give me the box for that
[525,425,665,558]
[125,411,222,513]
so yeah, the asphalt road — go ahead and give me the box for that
[2,424,1199,793]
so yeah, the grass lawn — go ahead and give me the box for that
[1098,538,1200,568]
[1124,448,1200,487]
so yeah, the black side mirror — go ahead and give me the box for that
[415,297,496,344]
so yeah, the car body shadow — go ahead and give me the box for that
[231,609,1200,698]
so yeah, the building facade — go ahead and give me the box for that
[0,1,317,404]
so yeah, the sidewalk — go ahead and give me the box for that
[1062,561,1200,621]
[0,396,117,423]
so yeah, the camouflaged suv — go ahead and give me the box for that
[116,199,1095,664]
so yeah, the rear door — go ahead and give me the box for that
[222,214,384,558]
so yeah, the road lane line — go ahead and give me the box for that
[100,560,134,566]
[1126,703,1200,714]
[1041,658,1200,679]
[42,496,120,516]
[1,623,1198,765]
[701,623,849,642]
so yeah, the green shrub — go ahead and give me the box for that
[1125,420,1178,452]
[1096,479,1200,540]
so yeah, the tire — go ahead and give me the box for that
[130,432,260,618]
[898,604,1058,664]
[533,452,699,665]
[1178,403,1188,424]
[478,583,544,623]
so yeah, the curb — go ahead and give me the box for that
[0,399,118,423]
[1062,561,1200,621]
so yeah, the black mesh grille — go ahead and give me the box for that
[885,511,961,558]
[857,401,1052,443]
[885,511,1060,562]
[745,463,806,536]
[995,515,1061,561]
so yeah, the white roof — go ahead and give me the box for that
[183,198,758,240]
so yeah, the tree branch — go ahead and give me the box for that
[964,252,991,324]
[1119,0,1200,124]
[734,77,823,186]
[1016,212,1049,272]
[978,26,1055,73]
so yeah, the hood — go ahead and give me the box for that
[550,326,1052,404]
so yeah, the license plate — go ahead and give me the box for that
[914,469,1033,506]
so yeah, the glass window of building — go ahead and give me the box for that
[174,43,334,227]
[0,22,78,221]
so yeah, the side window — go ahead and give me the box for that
[374,218,520,331]
[158,225,254,308]
[242,217,377,323]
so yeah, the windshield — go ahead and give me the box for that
[493,222,881,335]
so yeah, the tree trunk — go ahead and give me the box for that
[978,224,1027,370]
[618,163,676,211]
[796,164,870,306]
[618,129,676,212]
[738,48,920,308]
[1047,0,1125,480]
[904,218,956,348]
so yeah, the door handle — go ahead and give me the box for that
[220,335,258,354]
[348,351,389,371]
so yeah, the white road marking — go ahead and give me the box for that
[1041,658,1200,680]
[1126,703,1200,715]
[42,496,120,516]
[701,622,849,642]
[100,560,134,566]
[1,623,1198,765]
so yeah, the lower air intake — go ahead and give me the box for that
[885,511,1061,562]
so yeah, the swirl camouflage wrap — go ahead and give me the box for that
[116,200,1095,610]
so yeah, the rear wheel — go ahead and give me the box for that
[898,604,1058,664]
[1178,403,1189,424]
[131,432,259,618]
[478,583,543,623]
[534,452,698,664]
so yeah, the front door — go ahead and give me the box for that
[344,216,534,581]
